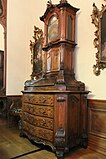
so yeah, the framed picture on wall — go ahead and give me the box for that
[30,26,44,80]
[91,1,106,75]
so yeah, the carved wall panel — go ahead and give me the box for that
[30,26,44,79]
[88,99,106,155]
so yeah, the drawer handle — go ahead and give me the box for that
[57,96,66,102]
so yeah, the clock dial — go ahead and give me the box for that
[48,16,59,42]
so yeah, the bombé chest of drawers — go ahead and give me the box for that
[22,90,88,157]
[22,93,54,143]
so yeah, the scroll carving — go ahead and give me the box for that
[55,127,65,146]
[91,1,106,75]
[55,127,69,158]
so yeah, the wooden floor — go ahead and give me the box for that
[0,118,105,159]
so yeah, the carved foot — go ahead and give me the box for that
[55,127,69,159]
[56,150,64,159]
[80,131,88,148]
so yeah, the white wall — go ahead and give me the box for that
[7,0,106,100]
[0,24,4,50]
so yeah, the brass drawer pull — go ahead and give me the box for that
[57,96,66,102]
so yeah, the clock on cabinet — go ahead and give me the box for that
[22,1,89,158]
[39,0,83,88]
[48,15,59,43]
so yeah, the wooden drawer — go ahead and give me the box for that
[23,121,53,142]
[23,94,54,106]
[23,112,53,130]
[23,103,54,118]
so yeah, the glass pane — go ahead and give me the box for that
[68,16,72,40]
[48,16,58,42]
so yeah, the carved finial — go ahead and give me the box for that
[47,0,53,7]
[92,3,99,15]
[60,0,68,4]
[91,3,99,27]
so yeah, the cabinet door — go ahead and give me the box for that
[68,94,80,139]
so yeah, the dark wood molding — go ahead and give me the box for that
[88,99,106,108]
[7,95,22,98]
[88,99,106,155]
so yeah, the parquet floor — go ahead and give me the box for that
[0,118,105,159]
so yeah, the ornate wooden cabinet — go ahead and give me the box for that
[22,0,89,158]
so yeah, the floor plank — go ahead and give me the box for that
[0,118,106,159]
[0,119,39,159]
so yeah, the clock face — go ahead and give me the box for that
[48,16,59,43]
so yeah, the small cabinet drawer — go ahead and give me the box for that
[23,121,53,142]
[35,126,53,142]
[23,103,54,118]
[23,94,54,106]
[23,112,54,130]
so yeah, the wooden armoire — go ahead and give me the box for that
[22,0,89,158]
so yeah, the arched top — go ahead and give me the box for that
[40,0,79,22]
[48,15,58,26]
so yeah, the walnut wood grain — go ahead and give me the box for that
[88,99,106,155]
